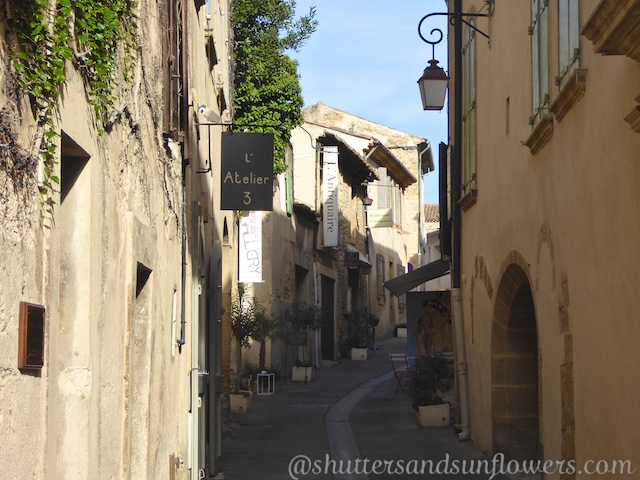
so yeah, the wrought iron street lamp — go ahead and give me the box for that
[417,13,450,111]
[416,10,490,111]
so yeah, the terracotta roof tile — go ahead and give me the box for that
[424,204,440,223]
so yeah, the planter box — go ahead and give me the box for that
[351,347,369,361]
[291,366,315,383]
[396,327,407,338]
[416,403,449,428]
[229,391,252,414]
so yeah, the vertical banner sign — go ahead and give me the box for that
[238,211,263,283]
[221,132,274,211]
[322,146,339,247]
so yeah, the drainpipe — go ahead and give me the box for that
[452,288,470,440]
[313,261,319,369]
[452,0,471,441]
[178,182,187,349]
[312,135,321,370]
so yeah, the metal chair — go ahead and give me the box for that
[389,353,410,394]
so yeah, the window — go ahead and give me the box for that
[284,145,293,215]
[462,20,477,195]
[376,167,391,209]
[375,167,403,227]
[392,183,402,227]
[550,0,585,122]
[557,0,579,87]
[530,0,549,125]
[164,0,183,139]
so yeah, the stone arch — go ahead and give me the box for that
[470,254,494,343]
[472,254,494,300]
[535,222,556,292]
[491,252,540,461]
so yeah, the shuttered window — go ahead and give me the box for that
[462,21,477,194]
[557,0,579,87]
[530,0,549,125]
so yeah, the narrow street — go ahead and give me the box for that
[220,336,509,480]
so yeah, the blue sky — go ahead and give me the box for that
[291,0,449,204]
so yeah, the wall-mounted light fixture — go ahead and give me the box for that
[417,25,449,111]
[416,6,492,111]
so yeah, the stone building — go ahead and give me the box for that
[439,0,640,472]
[302,103,433,339]
[0,0,233,478]
[243,104,430,370]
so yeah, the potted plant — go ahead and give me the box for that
[250,301,278,372]
[284,303,322,382]
[344,309,375,361]
[228,378,253,414]
[407,354,454,427]
[229,286,256,413]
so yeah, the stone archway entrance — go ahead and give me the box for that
[492,264,541,462]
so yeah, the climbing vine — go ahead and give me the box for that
[232,0,317,175]
[4,0,137,206]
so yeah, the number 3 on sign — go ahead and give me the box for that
[243,191,251,205]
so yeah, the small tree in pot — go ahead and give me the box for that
[229,287,256,413]
[250,301,278,372]
[343,309,376,360]
[407,354,454,427]
[230,289,255,391]
[284,303,323,382]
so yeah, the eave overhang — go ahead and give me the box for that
[318,132,379,184]
[364,142,417,188]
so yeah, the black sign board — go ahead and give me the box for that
[221,132,274,211]
[345,251,360,268]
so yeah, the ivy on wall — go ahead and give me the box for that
[4,0,137,207]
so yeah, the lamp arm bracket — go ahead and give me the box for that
[452,14,490,40]
[418,11,490,46]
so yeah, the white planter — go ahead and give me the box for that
[291,366,315,383]
[229,391,252,413]
[351,347,369,361]
[416,403,450,428]
[396,327,407,338]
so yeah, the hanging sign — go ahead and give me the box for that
[367,209,393,228]
[322,146,339,247]
[238,211,263,283]
[221,132,274,211]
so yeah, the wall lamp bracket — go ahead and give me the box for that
[418,10,491,51]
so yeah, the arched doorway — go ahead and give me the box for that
[492,263,540,462]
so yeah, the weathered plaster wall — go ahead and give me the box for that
[0,0,232,477]
[458,0,640,470]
